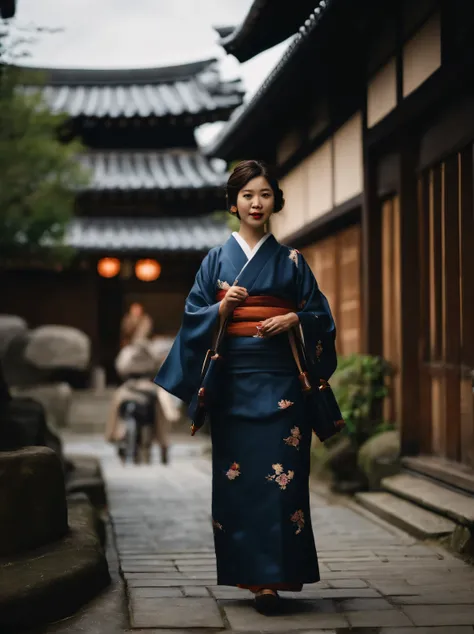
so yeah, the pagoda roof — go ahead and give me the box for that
[19,59,244,121]
[66,215,231,253]
[78,149,226,192]
[218,0,318,62]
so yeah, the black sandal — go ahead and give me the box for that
[254,589,280,615]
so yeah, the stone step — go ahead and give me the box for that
[382,473,474,527]
[355,491,457,540]
[402,455,474,495]
[0,497,110,630]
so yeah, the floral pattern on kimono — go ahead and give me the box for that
[278,399,294,409]
[283,426,301,450]
[212,518,224,532]
[266,463,295,490]
[225,462,241,480]
[288,248,299,265]
[290,510,305,534]
[315,340,323,359]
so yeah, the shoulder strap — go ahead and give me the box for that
[288,329,313,392]
[288,329,304,374]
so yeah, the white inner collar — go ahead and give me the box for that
[232,232,271,261]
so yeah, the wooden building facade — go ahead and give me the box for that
[1,60,242,380]
[209,0,474,472]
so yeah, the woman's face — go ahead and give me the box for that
[236,176,275,229]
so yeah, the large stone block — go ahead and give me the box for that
[2,332,46,387]
[323,435,367,493]
[24,325,90,371]
[2,326,91,388]
[358,430,401,490]
[0,315,27,359]
[0,396,64,469]
[0,446,68,556]
[0,496,110,629]
[12,383,72,429]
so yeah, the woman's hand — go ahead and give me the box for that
[258,312,299,337]
[219,285,248,317]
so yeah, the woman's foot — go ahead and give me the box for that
[254,589,280,615]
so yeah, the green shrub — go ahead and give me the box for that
[331,354,394,446]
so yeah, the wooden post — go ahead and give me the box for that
[398,137,421,455]
[459,144,474,466]
[441,154,462,461]
[361,150,382,356]
[418,172,433,454]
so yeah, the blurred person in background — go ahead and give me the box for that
[106,340,180,464]
[120,302,153,348]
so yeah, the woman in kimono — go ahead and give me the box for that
[154,160,337,615]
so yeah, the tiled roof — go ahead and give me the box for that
[219,0,319,63]
[78,150,227,191]
[66,216,231,253]
[19,59,244,120]
[206,0,335,159]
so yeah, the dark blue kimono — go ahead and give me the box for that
[154,234,337,587]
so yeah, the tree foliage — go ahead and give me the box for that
[0,34,90,262]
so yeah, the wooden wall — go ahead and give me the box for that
[417,144,474,465]
[301,224,362,356]
[0,269,99,357]
[272,114,362,243]
[381,196,402,426]
[124,291,186,335]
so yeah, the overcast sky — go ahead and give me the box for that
[8,0,292,145]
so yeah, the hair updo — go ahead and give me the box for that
[225,160,285,216]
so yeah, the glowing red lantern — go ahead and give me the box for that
[97,257,120,278]
[135,259,161,281]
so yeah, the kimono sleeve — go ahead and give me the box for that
[295,251,338,380]
[153,247,221,404]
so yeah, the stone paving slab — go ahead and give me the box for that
[130,587,184,598]
[402,605,474,627]
[220,599,348,631]
[129,597,224,629]
[344,609,413,627]
[392,592,474,604]
[127,578,213,587]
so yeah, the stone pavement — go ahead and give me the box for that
[62,433,474,634]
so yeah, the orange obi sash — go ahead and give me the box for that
[216,291,296,337]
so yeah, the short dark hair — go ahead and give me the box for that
[225,160,284,215]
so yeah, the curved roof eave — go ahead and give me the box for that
[206,0,334,160]
[219,0,320,63]
[15,58,245,122]
[15,58,220,86]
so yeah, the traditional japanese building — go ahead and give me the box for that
[1,59,243,379]
[209,0,474,475]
